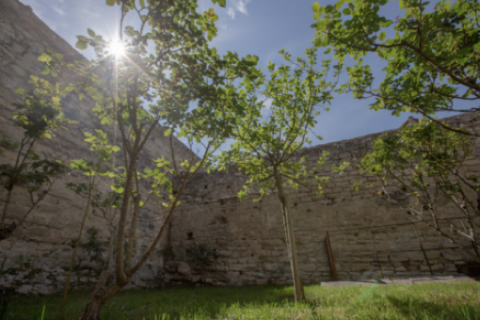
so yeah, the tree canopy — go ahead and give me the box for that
[312,0,480,123]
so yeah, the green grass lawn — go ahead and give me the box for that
[3,282,480,320]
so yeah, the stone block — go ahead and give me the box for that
[441,251,463,261]
[177,262,191,275]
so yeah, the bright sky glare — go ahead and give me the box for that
[109,40,126,57]
[19,0,473,149]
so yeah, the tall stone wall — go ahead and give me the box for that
[164,112,480,286]
[0,0,193,294]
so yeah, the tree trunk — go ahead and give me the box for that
[0,189,13,229]
[273,172,305,302]
[61,176,95,320]
[81,298,107,320]
[81,280,122,320]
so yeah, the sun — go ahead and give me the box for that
[109,40,125,57]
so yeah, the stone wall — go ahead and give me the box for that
[0,0,193,294]
[164,112,480,286]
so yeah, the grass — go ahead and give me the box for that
[3,282,480,320]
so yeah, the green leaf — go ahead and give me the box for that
[106,0,115,6]
[139,0,145,8]
[316,19,328,32]
[87,29,95,37]
[76,35,89,42]
[378,32,386,41]
[164,129,171,137]
[111,185,124,194]
[311,2,320,12]
[335,0,344,10]
[76,41,88,50]
[313,12,321,19]
[342,8,351,15]
[37,53,50,62]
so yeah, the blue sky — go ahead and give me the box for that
[20,0,470,149]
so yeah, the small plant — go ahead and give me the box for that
[82,228,106,268]
[67,227,106,273]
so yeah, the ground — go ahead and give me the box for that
[3,276,480,320]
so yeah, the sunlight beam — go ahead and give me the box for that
[108,40,125,57]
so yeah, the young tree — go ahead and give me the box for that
[311,0,480,263]
[311,0,480,132]
[359,119,480,262]
[61,130,120,320]
[218,48,343,302]
[40,0,259,318]
[0,76,70,240]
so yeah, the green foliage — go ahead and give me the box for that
[211,0,226,8]
[360,120,480,255]
[312,0,480,118]
[41,0,261,209]
[1,75,71,195]
[69,130,120,182]
[13,76,71,139]
[68,227,106,273]
[81,228,106,267]
[218,47,342,198]
[37,1,261,315]
[361,119,476,191]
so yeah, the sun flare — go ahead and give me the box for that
[109,40,125,57]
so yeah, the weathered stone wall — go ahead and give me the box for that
[164,112,480,286]
[0,0,193,294]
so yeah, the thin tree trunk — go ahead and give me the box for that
[60,176,95,320]
[273,172,305,302]
[115,154,138,286]
[124,195,141,271]
[81,282,122,320]
[0,189,13,229]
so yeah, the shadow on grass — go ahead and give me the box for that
[387,296,480,320]
[5,285,301,320]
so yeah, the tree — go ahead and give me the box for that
[311,0,480,132]
[0,76,70,240]
[359,119,480,262]
[218,48,343,302]
[40,0,259,318]
[61,130,120,320]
